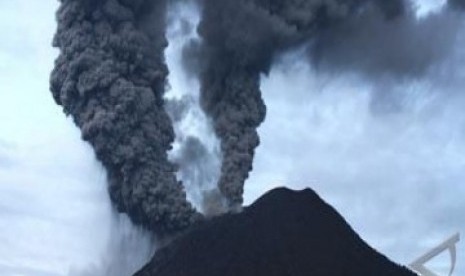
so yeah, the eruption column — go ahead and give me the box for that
[194,0,405,209]
[50,0,199,235]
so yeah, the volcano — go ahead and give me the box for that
[135,187,416,276]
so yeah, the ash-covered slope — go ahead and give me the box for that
[135,187,416,276]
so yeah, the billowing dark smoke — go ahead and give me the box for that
[311,1,464,78]
[309,0,464,113]
[50,0,200,235]
[192,0,406,209]
[50,0,464,236]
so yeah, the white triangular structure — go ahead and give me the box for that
[409,233,460,276]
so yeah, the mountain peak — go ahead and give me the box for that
[135,186,417,276]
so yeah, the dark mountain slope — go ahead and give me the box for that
[135,187,417,276]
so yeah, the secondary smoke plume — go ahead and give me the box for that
[310,1,464,79]
[50,0,200,235]
[450,0,465,10]
[308,0,464,113]
[192,0,406,209]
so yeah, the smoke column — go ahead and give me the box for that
[192,0,406,209]
[50,0,199,235]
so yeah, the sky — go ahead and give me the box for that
[0,0,463,276]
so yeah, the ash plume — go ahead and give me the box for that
[308,0,465,113]
[450,0,465,10]
[50,0,200,235]
[192,0,406,209]
[310,1,464,79]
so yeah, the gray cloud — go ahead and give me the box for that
[190,0,405,210]
[450,0,465,9]
[308,3,465,114]
[310,7,463,78]
[170,136,225,215]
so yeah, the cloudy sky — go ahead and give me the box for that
[0,0,463,276]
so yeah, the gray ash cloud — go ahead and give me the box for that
[450,0,465,10]
[49,0,464,235]
[310,0,464,113]
[50,0,200,236]
[310,1,463,79]
[191,0,406,209]
[191,0,465,208]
